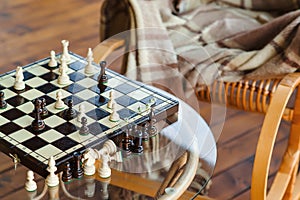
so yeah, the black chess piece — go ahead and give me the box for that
[98,61,108,84]
[40,98,49,117]
[79,117,89,135]
[121,127,133,154]
[31,98,45,131]
[132,131,144,154]
[148,107,157,137]
[0,91,7,109]
[73,152,83,179]
[64,99,77,120]
[62,162,72,182]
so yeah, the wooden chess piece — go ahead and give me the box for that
[64,99,77,120]
[109,103,120,122]
[46,156,59,187]
[83,149,96,176]
[79,117,89,136]
[0,91,7,109]
[54,91,65,110]
[14,66,25,90]
[61,39,71,63]
[48,50,58,67]
[40,97,49,117]
[98,61,108,84]
[132,131,144,153]
[62,162,72,182]
[25,170,37,192]
[73,152,83,179]
[84,48,95,74]
[31,98,45,131]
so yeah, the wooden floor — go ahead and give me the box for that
[0,1,289,199]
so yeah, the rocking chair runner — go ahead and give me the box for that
[97,0,300,199]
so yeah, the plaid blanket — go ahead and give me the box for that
[101,0,300,101]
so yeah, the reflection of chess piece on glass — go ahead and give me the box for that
[14,66,25,90]
[85,177,96,198]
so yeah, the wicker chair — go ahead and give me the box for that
[97,0,300,199]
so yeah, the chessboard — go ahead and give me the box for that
[0,51,179,178]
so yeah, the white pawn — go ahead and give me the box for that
[14,66,25,90]
[48,50,57,67]
[98,153,111,178]
[109,103,120,122]
[46,156,59,187]
[77,104,86,122]
[58,66,70,85]
[107,91,115,109]
[54,91,65,110]
[61,40,71,63]
[59,54,68,73]
[25,170,37,192]
[84,48,95,74]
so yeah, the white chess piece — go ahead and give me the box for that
[46,156,59,187]
[61,40,71,63]
[84,48,95,74]
[107,91,115,109]
[25,170,37,192]
[54,91,65,109]
[48,50,58,67]
[77,104,86,122]
[83,148,96,176]
[14,66,25,90]
[59,54,68,73]
[98,153,111,178]
[109,103,120,122]
[58,66,70,85]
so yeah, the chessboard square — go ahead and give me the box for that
[48,89,72,100]
[98,116,120,129]
[63,95,84,106]
[86,108,110,120]
[47,102,67,114]
[16,101,34,114]
[54,122,78,135]
[22,71,35,81]
[0,122,22,135]
[5,95,29,107]
[87,96,108,107]
[0,76,15,87]
[115,95,138,107]
[9,129,35,143]
[76,89,97,100]
[88,122,109,135]
[36,83,59,94]
[20,89,44,100]
[76,78,97,88]
[52,67,75,75]
[114,82,139,94]
[69,115,95,128]
[13,115,34,128]
[44,115,66,128]
[67,131,94,143]
[78,67,98,76]
[127,102,148,113]
[127,89,151,100]
[35,144,62,159]
[0,104,13,114]
[38,129,65,143]
[117,108,138,120]
[91,72,113,81]
[101,89,124,99]
[69,72,86,82]
[106,77,125,88]
[73,101,97,113]
[100,102,124,113]
[141,95,164,105]
[0,115,9,126]
[1,108,26,121]
[40,72,59,82]
[39,95,56,106]
[63,83,86,93]
[52,137,79,151]
[2,88,17,99]
[25,75,48,87]
[26,65,50,76]
[22,136,48,151]
[50,79,73,88]
[69,60,86,71]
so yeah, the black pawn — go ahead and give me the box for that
[79,117,89,135]
[73,152,83,179]
[0,91,7,109]
[40,98,48,117]
[31,98,45,131]
[62,162,72,182]
[64,99,77,120]
[98,61,108,84]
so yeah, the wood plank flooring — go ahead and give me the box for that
[0,1,290,199]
